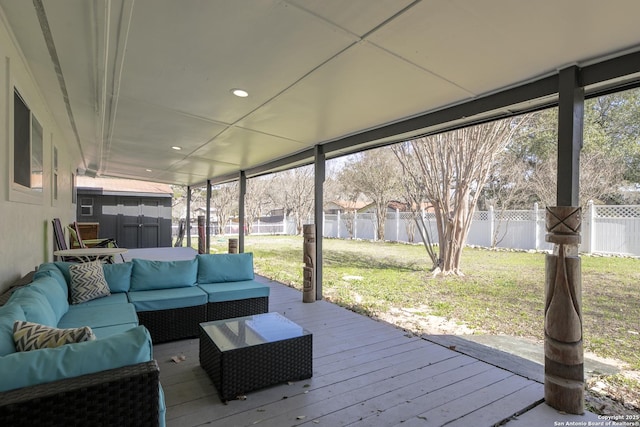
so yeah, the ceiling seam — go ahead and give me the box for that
[100,0,135,176]
[32,0,87,170]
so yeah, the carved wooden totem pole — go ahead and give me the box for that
[197,215,206,254]
[544,206,584,414]
[302,224,316,303]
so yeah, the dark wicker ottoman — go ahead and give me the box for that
[199,312,312,401]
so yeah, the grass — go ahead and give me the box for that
[205,235,640,371]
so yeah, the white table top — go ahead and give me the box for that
[53,247,128,257]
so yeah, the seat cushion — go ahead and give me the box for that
[130,258,198,291]
[91,323,139,339]
[128,287,207,312]
[0,326,153,393]
[197,253,255,283]
[198,280,270,303]
[58,302,138,329]
[74,292,129,307]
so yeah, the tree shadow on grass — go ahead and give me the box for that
[323,250,424,272]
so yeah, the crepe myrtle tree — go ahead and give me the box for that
[392,117,527,276]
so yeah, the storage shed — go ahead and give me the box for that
[76,177,173,248]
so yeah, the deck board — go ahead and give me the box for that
[155,276,550,427]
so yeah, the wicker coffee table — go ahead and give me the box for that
[199,312,313,401]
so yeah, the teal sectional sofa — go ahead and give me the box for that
[0,252,269,427]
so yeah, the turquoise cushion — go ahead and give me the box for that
[91,323,138,339]
[103,262,133,293]
[131,258,198,291]
[197,253,255,283]
[74,292,129,307]
[34,263,68,296]
[128,287,207,312]
[0,303,26,356]
[53,261,74,284]
[8,287,58,327]
[58,303,138,329]
[0,326,153,392]
[28,276,69,322]
[198,280,270,303]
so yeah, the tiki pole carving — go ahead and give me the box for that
[302,224,316,303]
[544,206,584,414]
[228,238,238,254]
[197,215,206,254]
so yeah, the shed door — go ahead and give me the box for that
[118,198,161,248]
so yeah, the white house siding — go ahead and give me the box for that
[0,11,79,293]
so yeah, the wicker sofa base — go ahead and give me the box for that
[0,360,160,427]
[206,297,268,321]
[138,304,207,343]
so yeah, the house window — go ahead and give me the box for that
[80,198,93,216]
[13,90,42,192]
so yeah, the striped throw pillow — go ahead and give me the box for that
[13,320,96,352]
[69,261,111,304]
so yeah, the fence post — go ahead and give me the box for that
[488,205,495,247]
[282,213,287,235]
[354,212,358,239]
[396,208,400,242]
[587,200,595,254]
[534,203,539,250]
[322,211,326,238]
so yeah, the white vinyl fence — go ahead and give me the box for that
[323,202,640,257]
[175,202,640,256]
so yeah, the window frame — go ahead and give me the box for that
[8,86,44,205]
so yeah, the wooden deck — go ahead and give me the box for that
[154,276,597,427]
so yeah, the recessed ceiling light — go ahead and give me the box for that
[231,88,249,98]
[146,169,152,172]
[171,146,182,151]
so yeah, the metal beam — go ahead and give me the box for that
[238,171,246,253]
[186,185,191,248]
[557,66,584,206]
[314,145,325,300]
[206,179,211,253]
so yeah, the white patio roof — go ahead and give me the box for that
[2,0,640,186]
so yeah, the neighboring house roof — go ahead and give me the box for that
[325,200,370,211]
[77,177,173,196]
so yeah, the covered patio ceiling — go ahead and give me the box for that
[2,0,640,186]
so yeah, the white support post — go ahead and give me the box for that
[337,211,341,239]
[396,208,400,242]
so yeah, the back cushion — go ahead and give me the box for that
[0,303,26,356]
[130,258,198,291]
[34,263,69,296]
[8,287,58,327]
[102,262,133,293]
[197,253,254,283]
[28,276,69,322]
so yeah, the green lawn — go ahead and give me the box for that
[206,235,640,370]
